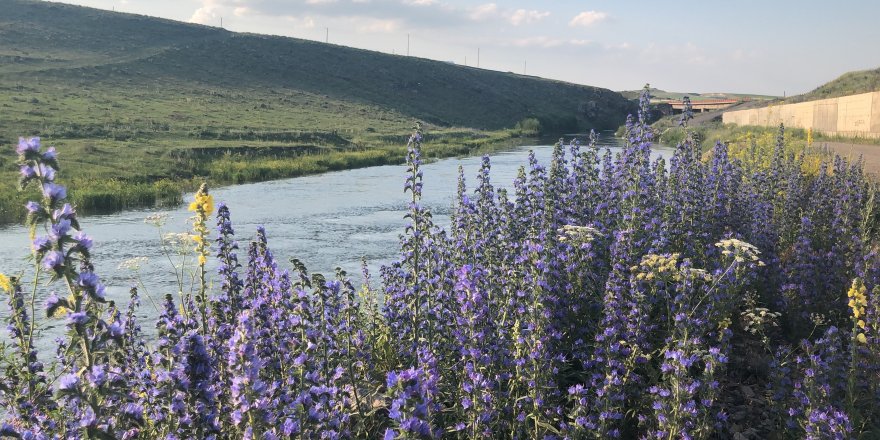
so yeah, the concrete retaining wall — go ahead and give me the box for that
[722,91,880,139]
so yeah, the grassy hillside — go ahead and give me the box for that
[0,0,635,224]
[0,0,631,132]
[788,67,880,103]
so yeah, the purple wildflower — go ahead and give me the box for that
[25,200,40,214]
[41,250,64,271]
[16,136,40,154]
[41,183,66,202]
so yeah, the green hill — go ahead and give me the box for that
[788,67,880,103]
[0,0,635,223]
[0,0,631,132]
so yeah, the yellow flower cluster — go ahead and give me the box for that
[0,273,11,293]
[189,183,213,266]
[848,278,869,344]
[50,295,75,318]
[633,253,680,282]
[189,183,214,217]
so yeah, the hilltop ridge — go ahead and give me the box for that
[786,67,880,103]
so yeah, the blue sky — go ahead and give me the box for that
[58,0,879,95]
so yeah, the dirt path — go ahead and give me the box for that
[819,141,880,176]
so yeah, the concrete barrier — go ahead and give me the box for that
[723,91,880,139]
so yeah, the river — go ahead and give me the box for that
[0,135,674,349]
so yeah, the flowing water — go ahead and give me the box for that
[0,135,673,350]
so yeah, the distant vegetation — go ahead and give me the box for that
[619,87,777,102]
[0,0,635,224]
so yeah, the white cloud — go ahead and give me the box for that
[510,37,592,48]
[283,15,317,29]
[306,0,338,4]
[469,3,499,21]
[569,11,608,27]
[233,6,252,17]
[403,0,436,5]
[508,9,549,26]
[189,0,221,25]
[638,42,714,66]
[355,18,400,33]
[604,42,632,50]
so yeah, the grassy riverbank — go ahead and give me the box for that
[0,42,546,225]
[0,127,535,225]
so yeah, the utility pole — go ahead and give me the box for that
[220,17,223,28]
[523,60,526,75]
[407,34,410,56]
[464,56,467,66]
[325,28,329,43]
[477,48,480,68]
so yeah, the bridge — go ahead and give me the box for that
[656,99,741,113]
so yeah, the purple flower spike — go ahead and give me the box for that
[0,423,17,436]
[108,321,124,337]
[58,373,79,391]
[46,293,60,310]
[38,163,56,181]
[53,203,75,221]
[16,136,40,154]
[87,365,107,387]
[42,182,66,202]
[49,218,71,242]
[77,272,100,289]
[42,146,57,160]
[25,201,41,214]
[19,165,36,179]
[67,311,88,326]
[80,406,96,427]
[32,236,51,252]
[73,231,92,250]
[42,250,64,271]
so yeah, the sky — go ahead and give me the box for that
[55,0,880,96]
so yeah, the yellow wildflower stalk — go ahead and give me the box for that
[847,278,869,344]
[0,273,11,293]
[189,183,213,331]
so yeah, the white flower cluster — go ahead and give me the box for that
[740,306,781,335]
[144,212,170,227]
[162,232,193,255]
[715,238,765,266]
[681,267,712,282]
[557,225,602,244]
[117,256,149,271]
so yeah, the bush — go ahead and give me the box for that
[2,103,878,438]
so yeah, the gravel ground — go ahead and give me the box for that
[820,141,880,176]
